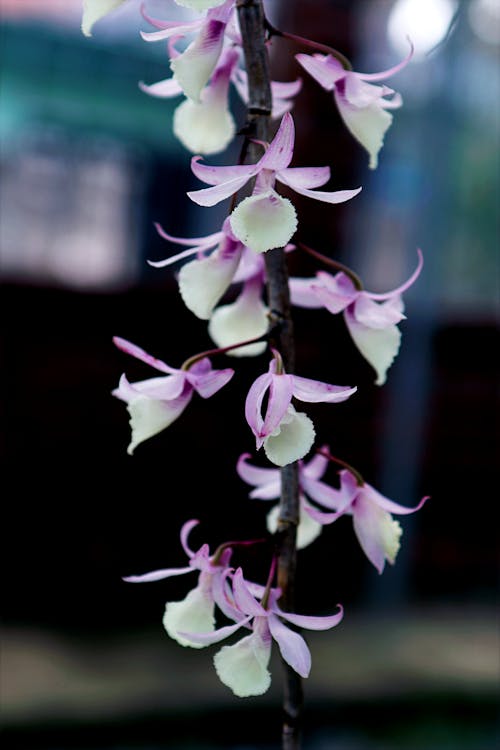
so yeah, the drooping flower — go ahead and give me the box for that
[183,567,344,696]
[302,469,428,574]
[296,45,413,169]
[290,249,423,385]
[188,113,362,253]
[245,351,357,466]
[208,273,269,357]
[237,449,345,548]
[140,0,235,102]
[81,0,127,37]
[123,520,236,647]
[112,337,233,453]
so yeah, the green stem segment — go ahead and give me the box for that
[236,2,303,748]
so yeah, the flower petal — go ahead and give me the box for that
[180,519,200,558]
[264,408,315,467]
[245,372,272,440]
[295,53,344,90]
[291,376,357,403]
[208,277,268,357]
[353,295,405,329]
[277,172,362,204]
[236,453,280,489]
[301,474,355,511]
[139,77,183,98]
[344,308,401,385]
[301,449,330,480]
[123,565,193,583]
[191,157,257,187]
[334,88,393,170]
[175,0,229,11]
[173,95,235,156]
[364,484,429,516]
[258,112,295,172]
[140,20,203,43]
[113,337,178,374]
[82,0,126,36]
[154,224,223,249]
[178,239,242,319]
[214,619,272,697]
[352,493,403,573]
[170,19,226,102]
[232,568,267,617]
[126,392,192,454]
[266,500,323,549]
[163,579,216,648]
[188,173,256,207]
[230,190,298,254]
[277,166,331,190]
[274,604,344,631]
[367,248,424,301]
[289,277,324,309]
[188,366,234,399]
[310,271,358,314]
[356,42,414,81]
[268,614,311,678]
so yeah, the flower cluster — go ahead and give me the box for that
[84,0,427,703]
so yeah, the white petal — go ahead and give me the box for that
[230,191,297,254]
[344,310,401,386]
[208,280,268,357]
[81,0,126,36]
[127,394,189,454]
[163,581,216,648]
[173,95,235,156]
[335,93,393,170]
[213,620,272,697]
[264,407,315,467]
[266,501,322,549]
[178,244,241,320]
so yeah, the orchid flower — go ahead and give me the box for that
[123,519,236,647]
[290,249,423,385]
[303,470,429,574]
[140,0,235,102]
[183,567,344,696]
[112,337,233,454]
[81,0,127,36]
[237,449,345,548]
[188,113,362,253]
[245,351,357,466]
[296,45,413,169]
[208,273,269,357]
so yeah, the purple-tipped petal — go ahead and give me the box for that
[291,376,357,404]
[365,485,429,516]
[190,367,234,399]
[278,177,362,205]
[180,519,200,558]
[188,174,256,206]
[245,372,273,440]
[357,41,414,81]
[353,295,405,329]
[139,77,183,98]
[268,614,311,678]
[179,615,252,646]
[140,20,202,42]
[289,277,324,309]
[301,474,355,511]
[154,222,223,248]
[113,337,178,374]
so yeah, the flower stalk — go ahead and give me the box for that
[237,1,302,747]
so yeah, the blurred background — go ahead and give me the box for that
[1,0,498,748]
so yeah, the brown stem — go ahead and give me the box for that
[316,448,365,487]
[265,19,352,71]
[298,242,364,291]
[236,2,302,748]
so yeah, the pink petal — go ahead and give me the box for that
[352,494,390,573]
[188,174,256,207]
[356,41,414,82]
[260,373,295,437]
[113,337,178,374]
[123,565,193,583]
[232,568,268,617]
[154,223,223,248]
[303,504,346,525]
[179,615,252,646]
[189,367,234,398]
[365,484,429,516]
[140,20,202,42]
[268,614,311,678]
[278,166,331,190]
[295,53,344,90]
[291,376,357,403]
[180,519,200,558]
[301,474,355,511]
[289,277,324,309]
[271,78,303,99]
[244,372,272,440]
[275,604,344,631]
[278,178,362,205]
[366,248,424,300]
[236,453,280,488]
[191,156,258,186]
[301,449,330,480]
[353,295,405,329]
[310,272,358,314]
[258,112,295,172]
[139,77,183,98]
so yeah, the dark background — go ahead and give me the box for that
[1,1,498,748]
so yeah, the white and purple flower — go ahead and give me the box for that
[296,46,413,169]
[112,337,233,453]
[245,351,357,466]
[290,250,423,385]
